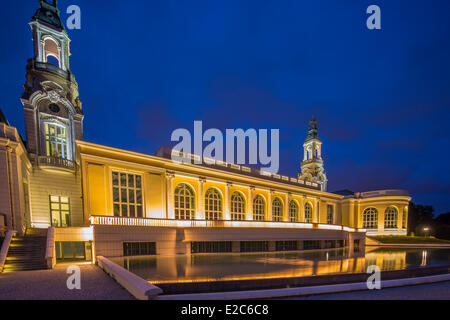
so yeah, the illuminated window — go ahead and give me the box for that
[205,188,222,220]
[384,206,398,229]
[50,195,70,227]
[174,183,195,220]
[112,171,143,218]
[363,207,378,229]
[327,205,334,224]
[45,123,68,159]
[231,192,246,221]
[289,201,298,222]
[253,195,265,221]
[276,241,298,251]
[304,202,313,223]
[272,197,283,222]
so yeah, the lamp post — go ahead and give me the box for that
[423,227,430,238]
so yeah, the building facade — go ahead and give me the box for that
[0,1,410,263]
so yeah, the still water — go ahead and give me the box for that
[110,247,450,284]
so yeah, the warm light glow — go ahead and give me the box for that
[88,215,368,234]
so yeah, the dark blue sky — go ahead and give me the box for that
[1,0,450,214]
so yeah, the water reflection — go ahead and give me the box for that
[110,247,450,284]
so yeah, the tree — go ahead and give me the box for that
[433,212,450,240]
[407,203,435,236]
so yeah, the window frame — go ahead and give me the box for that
[272,197,283,222]
[253,195,266,221]
[384,206,398,229]
[44,122,69,160]
[230,192,246,221]
[49,195,71,227]
[327,204,334,225]
[112,171,144,218]
[204,188,223,221]
[174,183,196,220]
[304,202,313,223]
[363,207,378,229]
[289,200,299,222]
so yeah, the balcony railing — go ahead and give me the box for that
[34,61,70,80]
[89,215,366,233]
[38,156,76,171]
[359,190,410,198]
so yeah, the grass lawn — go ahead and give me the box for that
[370,235,450,244]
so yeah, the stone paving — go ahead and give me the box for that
[0,263,134,300]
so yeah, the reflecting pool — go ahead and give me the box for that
[110,247,450,284]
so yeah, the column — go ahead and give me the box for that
[247,186,254,220]
[401,206,408,232]
[284,193,291,222]
[378,206,386,234]
[267,190,273,221]
[314,198,319,223]
[197,177,206,220]
[224,183,232,220]
[300,196,305,222]
[165,172,175,219]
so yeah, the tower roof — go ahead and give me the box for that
[0,107,10,126]
[32,0,64,31]
[305,116,321,142]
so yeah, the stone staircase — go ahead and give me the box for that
[3,228,48,272]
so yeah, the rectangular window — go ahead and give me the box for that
[327,205,334,224]
[191,241,232,254]
[55,242,90,261]
[123,242,156,257]
[45,123,68,159]
[303,240,321,250]
[50,195,70,227]
[275,241,298,251]
[112,171,143,218]
[324,240,336,249]
[240,241,269,253]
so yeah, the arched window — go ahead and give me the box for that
[363,208,378,229]
[205,188,222,220]
[304,202,313,223]
[289,201,298,222]
[384,206,398,229]
[174,184,195,220]
[272,198,283,222]
[231,192,246,221]
[253,195,265,221]
[44,38,60,67]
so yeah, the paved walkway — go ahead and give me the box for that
[286,280,450,300]
[0,263,134,300]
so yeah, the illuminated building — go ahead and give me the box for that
[0,1,410,265]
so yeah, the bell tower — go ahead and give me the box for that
[21,0,83,164]
[299,117,328,191]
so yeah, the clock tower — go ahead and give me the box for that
[20,0,85,229]
[299,117,328,191]
[21,0,83,163]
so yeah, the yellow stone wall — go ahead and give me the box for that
[78,141,411,234]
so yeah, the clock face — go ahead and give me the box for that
[49,103,60,113]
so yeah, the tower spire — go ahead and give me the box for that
[299,117,327,191]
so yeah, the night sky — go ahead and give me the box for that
[1,0,450,214]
